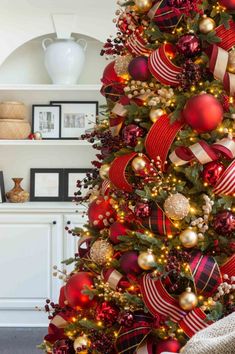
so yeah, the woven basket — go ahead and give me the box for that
[0,101,26,120]
[0,119,31,139]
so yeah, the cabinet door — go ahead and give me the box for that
[0,213,63,327]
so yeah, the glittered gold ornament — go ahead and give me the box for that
[99,164,110,180]
[164,193,190,220]
[114,54,132,79]
[73,334,90,353]
[134,0,153,13]
[138,249,157,270]
[179,227,198,248]
[179,287,198,310]
[199,15,216,34]
[90,239,114,265]
[149,108,165,123]
[131,154,149,175]
[227,49,235,73]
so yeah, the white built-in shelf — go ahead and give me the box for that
[0,84,101,91]
[0,202,86,213]
[0,139,92,146]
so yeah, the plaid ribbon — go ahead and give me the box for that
[189,251,222,297]
[115,313,154,354]
[148,0,183,32]
[215,20,235,51]
[142,205,175,237]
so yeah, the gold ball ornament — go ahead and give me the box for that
[179,287,198,311]
[149,108,165,123]
[134,0,153,13]
[179,228,198,248]
[99,164,110,180]
[131,154,149,174]
[90,239,114,265]
[73,334,90,353]
[164,193,190,220]
[227,49,235,74]
[199,15,216,34]
[138,249,157,270]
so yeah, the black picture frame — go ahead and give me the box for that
[63,168,94,201]
[30,168,64,201]
[50,101,98,140]
[32,105,61,140]
[0,171,6,203]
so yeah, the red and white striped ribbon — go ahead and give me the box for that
[220,254,235,278]
[213,159,235,195]
[126,30,152,57]
[101,179,110,196]
[170,138,235,166]
[179,308,212,338]
[215,20,235,51]
[148,44,182,86]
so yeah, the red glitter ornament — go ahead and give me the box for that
[134,201,151,218]
[177,34,201,57]
[213,210,235,236]
[120,251,142,275]
[65,272,95,309]
[202,161,226,186]
[109,221,128,244]
[88,197,117,229]
[122,124,144,147]
[128,56,151,81]
[155,338,181,354]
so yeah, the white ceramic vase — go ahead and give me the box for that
[42,37,87,85]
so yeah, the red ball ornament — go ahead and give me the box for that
[183,94,223,133]
[213,210,235,236]
[155,338,181,354]
[128,56,151,81]
[122,124,144,147]
[109,221,128,244]
[219,0,235,10]
[120,251,142,275]
[101,61,123,85]
[101,61,125,102]
[177,34,201,57]
[58,286,66,308]
[65,272,94,309]
[134,201,151,218]
[88,197,117,229]
[202,161,226,186]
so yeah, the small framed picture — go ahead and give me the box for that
[63,168,93,201]
[50,101,98,139]
[30,168,64,201]
[0,171,6,203]
[32,105,61,139]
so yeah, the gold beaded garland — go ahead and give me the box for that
[138,249,157,270]
[149,108,165,123]
[179,228,198,248]
[99,164,111,180]
[179,287,198,310]
[90,239,114,265]
[199,15,216,34]
[134,0,153,13]
[164,193,190,220]
[73,334,90,352]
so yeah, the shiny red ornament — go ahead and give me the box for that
[101,61,123,85]
[101,61,125,102]
[65,272,94,309]
[52,339,75,354]
[122,124,144,147]
[109,221,128,244]
[95,301,119,326]
[134,201,151,218]
[88,197,117,229]
[219,0,235,10]
[177,34,201,57]
[58,286,66,308]
[213,210,235,236]
[120,251,142,275]
[183,94,223,133]
[155,338,181,354]
[202,161,226,186]
[128,56,151,81]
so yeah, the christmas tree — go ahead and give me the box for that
[41,0,235,353]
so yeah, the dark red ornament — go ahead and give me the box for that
[95,301,119,326]
[109,221,128,244]
[155,338,181,354]
[65,272,95,309]
[177,34,201,57]
[183,94,223,133]
[88,197,117,229]
[134,201,151,218]
[213,210,235,236]
[120,251,142,275]
[219,0,235,10]
[128,56,151,81]
[52,339,75,354]
[122,124,144,147]
[202,161,226,186]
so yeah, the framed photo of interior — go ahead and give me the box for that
[50,101,98,139]
[32,105,61,139]
[30,168,64,201]
[0,171,6,203]
[63,168,93,201]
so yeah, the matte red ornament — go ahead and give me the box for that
[219,0,235,10]
[128,56,151,81]
[213,210,235,235]
[88,197,117,229]
[65,272,94,309]
[134,201,151,218]
[58,286,66,308]
[183,94,223,133]
[109,221,128,244]
[155,338,181,354]
[177,34,201,57]
[120,251,142,275]
[202,161,226,186]
[122,124,144,147]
